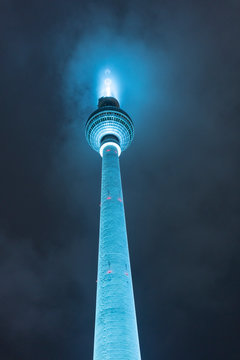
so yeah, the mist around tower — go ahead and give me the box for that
[0,2,240,360]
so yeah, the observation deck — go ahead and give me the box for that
[85,97,134,155]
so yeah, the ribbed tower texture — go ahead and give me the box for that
[86,96,141,360]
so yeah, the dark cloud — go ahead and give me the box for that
[0,0,240,359]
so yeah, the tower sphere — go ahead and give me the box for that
[85,96,134,156]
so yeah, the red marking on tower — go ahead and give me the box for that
[118,198,123,202]
[107,196,111,200]
[107,270,112,274]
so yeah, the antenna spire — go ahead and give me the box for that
[104,69,112,97]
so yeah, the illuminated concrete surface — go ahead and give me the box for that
[86,95,141,360]
[94,144,141,360]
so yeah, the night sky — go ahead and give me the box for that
[1,1,240,359]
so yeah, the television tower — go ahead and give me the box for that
[85,73,141,360]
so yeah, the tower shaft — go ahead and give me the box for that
[94,144,141,360]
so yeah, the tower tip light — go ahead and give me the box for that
[105,78,112,97]
[104,69,112,97]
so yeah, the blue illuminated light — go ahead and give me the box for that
[85,85,141,360]
[100,142,121,157]
[104,78,112,96]
[98,69,119,100]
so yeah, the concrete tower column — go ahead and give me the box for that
[93,143,141,360]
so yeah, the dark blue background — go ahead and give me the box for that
[0,0,239,359]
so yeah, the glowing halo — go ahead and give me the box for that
[104,78,112,86]
[100,142,121,157]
